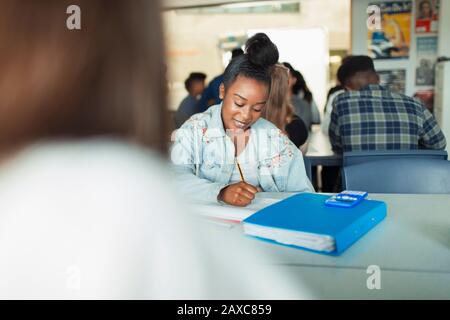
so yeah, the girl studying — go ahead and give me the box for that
[171,33,314,207]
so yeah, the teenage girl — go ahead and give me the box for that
[171,33,314,207]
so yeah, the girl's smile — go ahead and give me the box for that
[220,75,269,132]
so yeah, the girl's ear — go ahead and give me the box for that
[219,83,225,100]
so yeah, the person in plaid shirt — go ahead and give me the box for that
[329,55,446,153]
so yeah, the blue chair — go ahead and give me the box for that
[303,156,312,181]
[343,150,448,166]
[342,158,450,194]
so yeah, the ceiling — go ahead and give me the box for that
[162,0,279,10]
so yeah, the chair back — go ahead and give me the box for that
[342,158,450,194]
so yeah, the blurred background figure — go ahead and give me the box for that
[320,84,345,192]
[283,62,321,130]
[174,72,206,128]
[329,55,446,153]
[0,0,309,299]
[292,69,321,127]
[196,48,244,113]
[321,84,345,135]
[263,64,309,153]
[415,58,435,86]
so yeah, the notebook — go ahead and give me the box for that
[192,197,281,222]
[242,193,387,255]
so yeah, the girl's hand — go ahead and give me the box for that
[218,182,259,207]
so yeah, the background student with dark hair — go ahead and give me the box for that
[172,34,314,207]
[0,0,308,299]
[329,55,446,153]
[174,72,207,128]
[282,62,320,130]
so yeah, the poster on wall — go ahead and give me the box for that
[415,36,437,86]
[415,0,439,33]
[378,69,406,93]
[368,1,412,59]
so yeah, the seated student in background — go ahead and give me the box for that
[196,48,244,113]
[174,72,206,128]
[329,55,446,152]
[320,84,345,192]
[282,62,320,130]
[263,64,309,154]
[0,0,309,299]
[321,84,345,135]
[171,33,314,207]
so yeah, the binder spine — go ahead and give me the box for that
[333,202,387,254]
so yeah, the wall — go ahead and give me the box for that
[163,0,351,110]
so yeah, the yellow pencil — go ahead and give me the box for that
[235,158,246,183]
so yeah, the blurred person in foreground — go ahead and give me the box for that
[0,0,310,299]
[321,85,345,135]
[263,64,309,154]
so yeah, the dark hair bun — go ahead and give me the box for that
[245,33,279,68]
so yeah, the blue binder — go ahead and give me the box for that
[242,193,387,256]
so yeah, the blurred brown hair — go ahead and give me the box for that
[0,0,167,154]
[263,64,294,131]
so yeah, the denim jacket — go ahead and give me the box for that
[170,104,314,203]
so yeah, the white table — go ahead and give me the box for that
[197,192,450,299]
[305,126,342,167]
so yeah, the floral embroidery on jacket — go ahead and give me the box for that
[171,104,314,199]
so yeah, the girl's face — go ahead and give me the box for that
[220,75,269,131]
